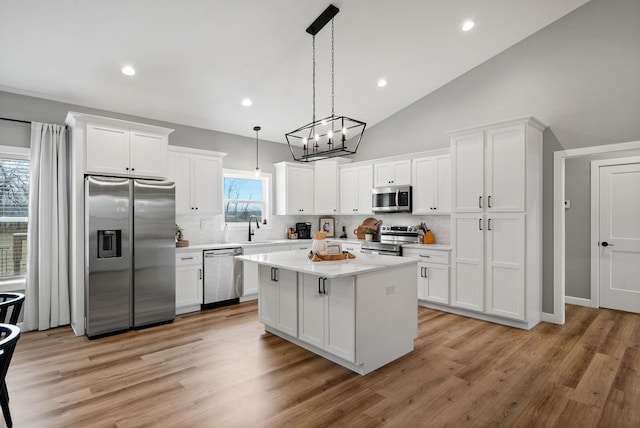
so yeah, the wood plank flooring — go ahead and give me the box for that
[6,303,640,427]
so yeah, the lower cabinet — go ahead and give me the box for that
[175,251,203,314]
[298,273,355,362]
[242,244,290,297]
[258,265,298,336]
[402,248,450,305]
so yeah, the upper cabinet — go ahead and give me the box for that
[412,154,451,214]
[339,164,373,215]
[314,159,352,215]
[84,120,173,179]
[274,162,314,215]
[168,146,226,215]
[450,118,544,213]
[373,159,411,187]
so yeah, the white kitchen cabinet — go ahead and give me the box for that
[175,251,203,314]
[85,120,172,179]
[374,159,411,187]
[168,146,226,215]
[258,265,298,336]
[299,273,355,362]
[448,116,545,329]
[339,164,373,214]
[403,247,450,305]
[241,243,291,297]
[412,154,451,214]
[314,159,351,215]
[274,162,314,215]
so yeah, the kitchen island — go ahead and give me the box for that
[237,250,418,375]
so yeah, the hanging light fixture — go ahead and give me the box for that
[285,4,366,162]
[254,126,261,176]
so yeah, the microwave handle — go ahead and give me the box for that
[396,188,400,208]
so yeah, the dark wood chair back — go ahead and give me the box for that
[0,324,21,428]
[0,293,25,325]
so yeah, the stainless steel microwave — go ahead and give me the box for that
[372,185,412,213]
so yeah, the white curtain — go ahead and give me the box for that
[24,122,70,331]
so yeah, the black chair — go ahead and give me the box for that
[0,324,21,428]
[0,293,24,326]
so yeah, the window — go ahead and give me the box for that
[223,169,270,226]
[0,146,29,280]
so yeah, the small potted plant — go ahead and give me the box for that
[363,228,376,241]
[175,224,183,242]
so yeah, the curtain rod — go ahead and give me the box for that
[0,117,31,125]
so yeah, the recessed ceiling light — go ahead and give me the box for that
[241,98,253,107]
[377,79,388,88]
[462,20,475,32]
[121,65,136,76]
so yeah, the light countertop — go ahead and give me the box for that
[401,243,452,251]
[237,249,418,279]
[175,238,367,252]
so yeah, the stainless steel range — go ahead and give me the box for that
[361,225,421,256]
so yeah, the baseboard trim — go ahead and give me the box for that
[541,312,557,324]
[565,296,592,307]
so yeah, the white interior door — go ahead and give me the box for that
[599,162,640,313]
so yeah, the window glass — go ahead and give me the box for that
[0,156,29,279]
[223,173,269,224]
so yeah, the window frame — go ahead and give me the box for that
[222,169,272,230]
[0,145,30,288]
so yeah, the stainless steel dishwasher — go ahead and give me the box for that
[203,247,243,307]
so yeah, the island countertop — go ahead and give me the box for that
[237,249,418,279]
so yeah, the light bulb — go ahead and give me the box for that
[462,20,475,31]
[121,65,136,76]
[255,168,261,177]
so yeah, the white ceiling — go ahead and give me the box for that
[0,0,590,143]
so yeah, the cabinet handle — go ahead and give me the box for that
[318,277,323,294]
[322,277,327,295]
[488,218,492,231]
[479,218,483,231]
[274,268,279,282]
[420,267,424,278]
[488,195,492,208]
[270,267,275,281]
[419,254,431,258]
[125,167,129,171]
[198,268,202,280]
[479,196,482,208]
[181,256,194,260]
[425,267,429,278]
[131,168,135,171]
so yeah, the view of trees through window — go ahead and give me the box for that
[0,156,29,278]
[224,176,264,223]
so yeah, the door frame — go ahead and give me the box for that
[553,140,640,324]
[590,156,640,309]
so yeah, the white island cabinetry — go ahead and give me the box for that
[239,250,417,375]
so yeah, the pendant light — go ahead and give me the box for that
[254,126,261,176]
[285,4,366,162]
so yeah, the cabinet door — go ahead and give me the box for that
[424,263,449,305]
[374,163,395,187]
[486,125,526,212]
[485,213,525,320]
[242,262,259,296]
[130,130,168,178]
[192,155,222,214]
[276,269,298,336]
[86,123,130,176]
[452,132,484,212]
[325,277,355,362]
[175,265,202,313]
[393,160,412,185]
[288,166,314,214]
[339,167,357,214]
[412,157,435,214]
[299,273,326,348]
[452,214,484,311]
[314,162,338,214]
[434,154,451,213]
[258,265,279,327]
[168,153,192,215]
[356,165,373,214]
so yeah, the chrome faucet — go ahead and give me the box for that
[248,215,260,241]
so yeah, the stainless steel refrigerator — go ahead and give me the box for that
[85,176,176,338]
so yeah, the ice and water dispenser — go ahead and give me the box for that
[97,230,122,258]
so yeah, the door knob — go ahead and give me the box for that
[601,241,614,247]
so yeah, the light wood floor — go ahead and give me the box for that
[6,303,640,427]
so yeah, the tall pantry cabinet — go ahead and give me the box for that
[449,116,546,329]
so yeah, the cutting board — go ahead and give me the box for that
[354,218,382,239]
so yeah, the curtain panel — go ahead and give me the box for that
[24,122,70,331]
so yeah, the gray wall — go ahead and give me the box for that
[0,91,292,173]
[351,0,640,313]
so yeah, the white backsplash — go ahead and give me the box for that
[177,213,451,245]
